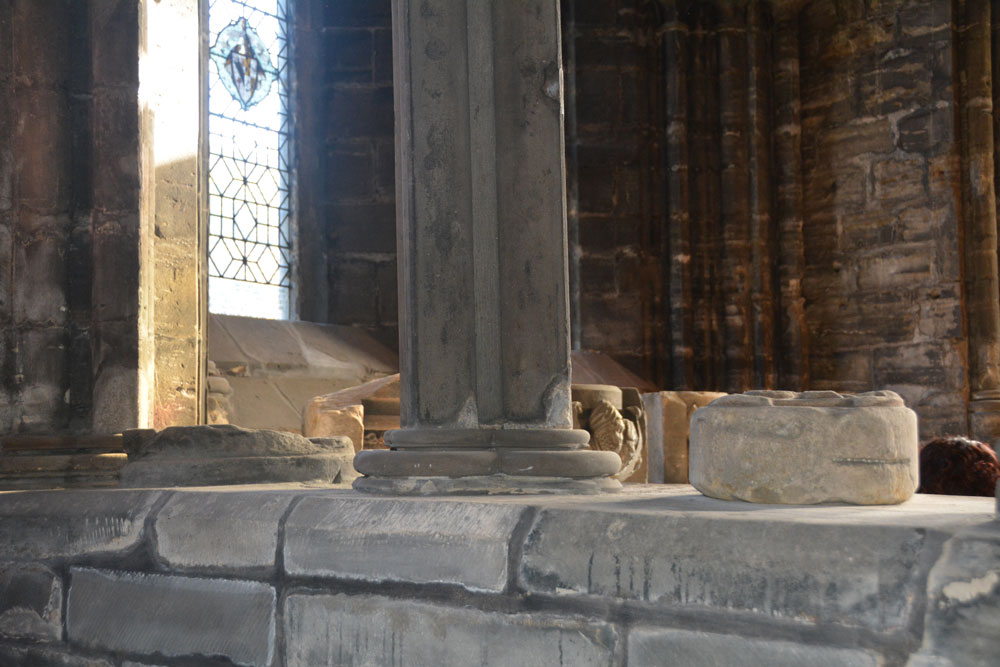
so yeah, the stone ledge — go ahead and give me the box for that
[0,490,162,561]
[153,490,297,574]
[284,496,525,592]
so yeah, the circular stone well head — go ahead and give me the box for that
[689,390,919,505]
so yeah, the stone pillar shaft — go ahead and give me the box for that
[354,0,620,494]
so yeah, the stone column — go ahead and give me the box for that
[353,0,621,494]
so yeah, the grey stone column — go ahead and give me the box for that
[353,0,621,494]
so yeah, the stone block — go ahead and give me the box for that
[518,504,938,633]
[224,376,302,432]
[690,390,919,504]
[628,628,879,667]
[0,645,111,667]
[119,425,351,487]
[67,568,275,667]
[0,490,161,561]
[303,402,364,451]
[327,86,394,140]
[908,524,1000,666]
[0,563,61,640]
[643,391,726,484]
[153,492,296,573]
[284,496,524,592]
[333,203,396,254]
[284,594,618,667]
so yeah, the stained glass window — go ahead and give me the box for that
[207,0,293,319]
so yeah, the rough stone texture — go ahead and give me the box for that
[517,496,983,633]
[0,645,112,667]
[908,523,1000,666]
[642,391,726,484]
[284,594,619,667]
[690,390,919,504]
[119,425,353,487]
[284,496,524,591]
[0,489,160,560]
[67,568,276,667]
[0,563,62,640]
[153,491,296,573]
[628,628,879,667]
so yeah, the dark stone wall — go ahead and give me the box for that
[0,0,139,436]
[297,0,398,350]
[563,0,666,382]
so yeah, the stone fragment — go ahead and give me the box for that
[153,492,296,573]
[690,390,918,504]
[67,568,275,667]
[119,424,352,487]
[642,391,726,483]
[518,506,933,632]
[0,490,161,561]
[303,373,399,445]
[284,496,524,592]
[628,628,879,667]
[284,594,618,667]
[303,403,364,453]
[0,563,62,640]
[0,645,112,667]
[907,523,1000,666]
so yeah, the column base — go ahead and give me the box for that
[353,473,622,496]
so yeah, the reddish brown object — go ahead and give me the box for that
[918,436,1000,497]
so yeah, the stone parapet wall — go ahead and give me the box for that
[0,486,995,665]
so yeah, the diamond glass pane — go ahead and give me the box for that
[208,0,293,320]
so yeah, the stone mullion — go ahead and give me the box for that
[771,9,808,392]
[716,4,753,393]
[746,1,777,390]
[662,7,695,391]
[958,0,1000,439]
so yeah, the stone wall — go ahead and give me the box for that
[0,486,995,665]
[297,0,398,349]
[0,1,142,436]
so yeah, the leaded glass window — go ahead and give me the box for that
[207,0,293,319]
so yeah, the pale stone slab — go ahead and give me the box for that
[67,568,275,667]
[284,497,524,592]
[518,507,933,632]
[690,390,919,504]
[907,523,1000,666]
[153,492,296,573]
[0,563,61,640]
[284,594,618,667]
[628,628,879,667]
[0,490,161,560]
[642,390,726,484]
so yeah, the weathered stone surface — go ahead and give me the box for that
[0,490,161,560]
[628,628,879,667]
[518,501,964,633]
[303,403,364,451]
[67,568,275,667]
[642,391,726,484]
[690,390,919,504]
[0,645,112,667]
[119,425,352,487]
[284,594,618,667]
[0,563,61,640]
[153,492,296,573]
[908,523,1000,666]
[284,496,524,591]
